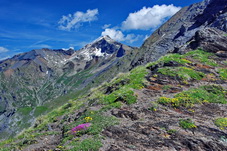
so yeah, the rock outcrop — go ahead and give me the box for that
[131,0,227,67]
[185,27,227,54]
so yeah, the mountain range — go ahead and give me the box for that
[0,35,135,138]
[0,0,227,150]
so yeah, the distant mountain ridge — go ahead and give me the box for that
[0,36,135,139]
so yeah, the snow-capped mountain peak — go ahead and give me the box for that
[71,35,129,61]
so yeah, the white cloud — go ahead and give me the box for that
[0,47,9,53]
[101,28,142,43]
[102,28,125,41]
[102,24,111,29]
[122,4,181,30]
[58,9,99,31]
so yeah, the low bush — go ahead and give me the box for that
[179,119,197,129]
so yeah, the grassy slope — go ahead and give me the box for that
[0,49,226,150]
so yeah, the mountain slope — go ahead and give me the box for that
[0,36,135,139]
[1,42,226,150]
[0,0,227,149]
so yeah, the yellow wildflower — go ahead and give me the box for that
[84,116,93,122]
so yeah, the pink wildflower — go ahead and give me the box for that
[71,123,91,133]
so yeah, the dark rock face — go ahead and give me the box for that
[131,0,227,67]
[116,46,125,57]
[186,27,227,53]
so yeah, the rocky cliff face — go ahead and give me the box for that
[0,36,135,139]
[131,0,227,67]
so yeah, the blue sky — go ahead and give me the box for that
[0,0,202,60]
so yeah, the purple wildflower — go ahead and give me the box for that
[71,123,91,133]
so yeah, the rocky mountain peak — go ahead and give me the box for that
[71,35,134,61]
[93,35,114,43]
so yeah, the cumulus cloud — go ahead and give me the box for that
[0,47,9,53]
[122,4,181,30]
[58,9,99,31]
[101,28,142,43]
[101,28,124,41]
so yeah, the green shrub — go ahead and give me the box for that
[179,119,197,129]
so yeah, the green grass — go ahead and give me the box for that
[69,137,102,151]
[102,88,137,105]
[167,129,177,134]
[214,118,227,129]
[183,49,218,66]
[146,49,218,69]
[34,106,48,117]
[179,119,197,129]
[63,110,118,136]
[127,66,149,89]
[18,107,33,115]
[146,53,192,68]
[162,85,172,91]
[158,85,227,108]
[218,68,227,80]
[158,66,205,81]
[98,66,148,107]
[61,110,118,150]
